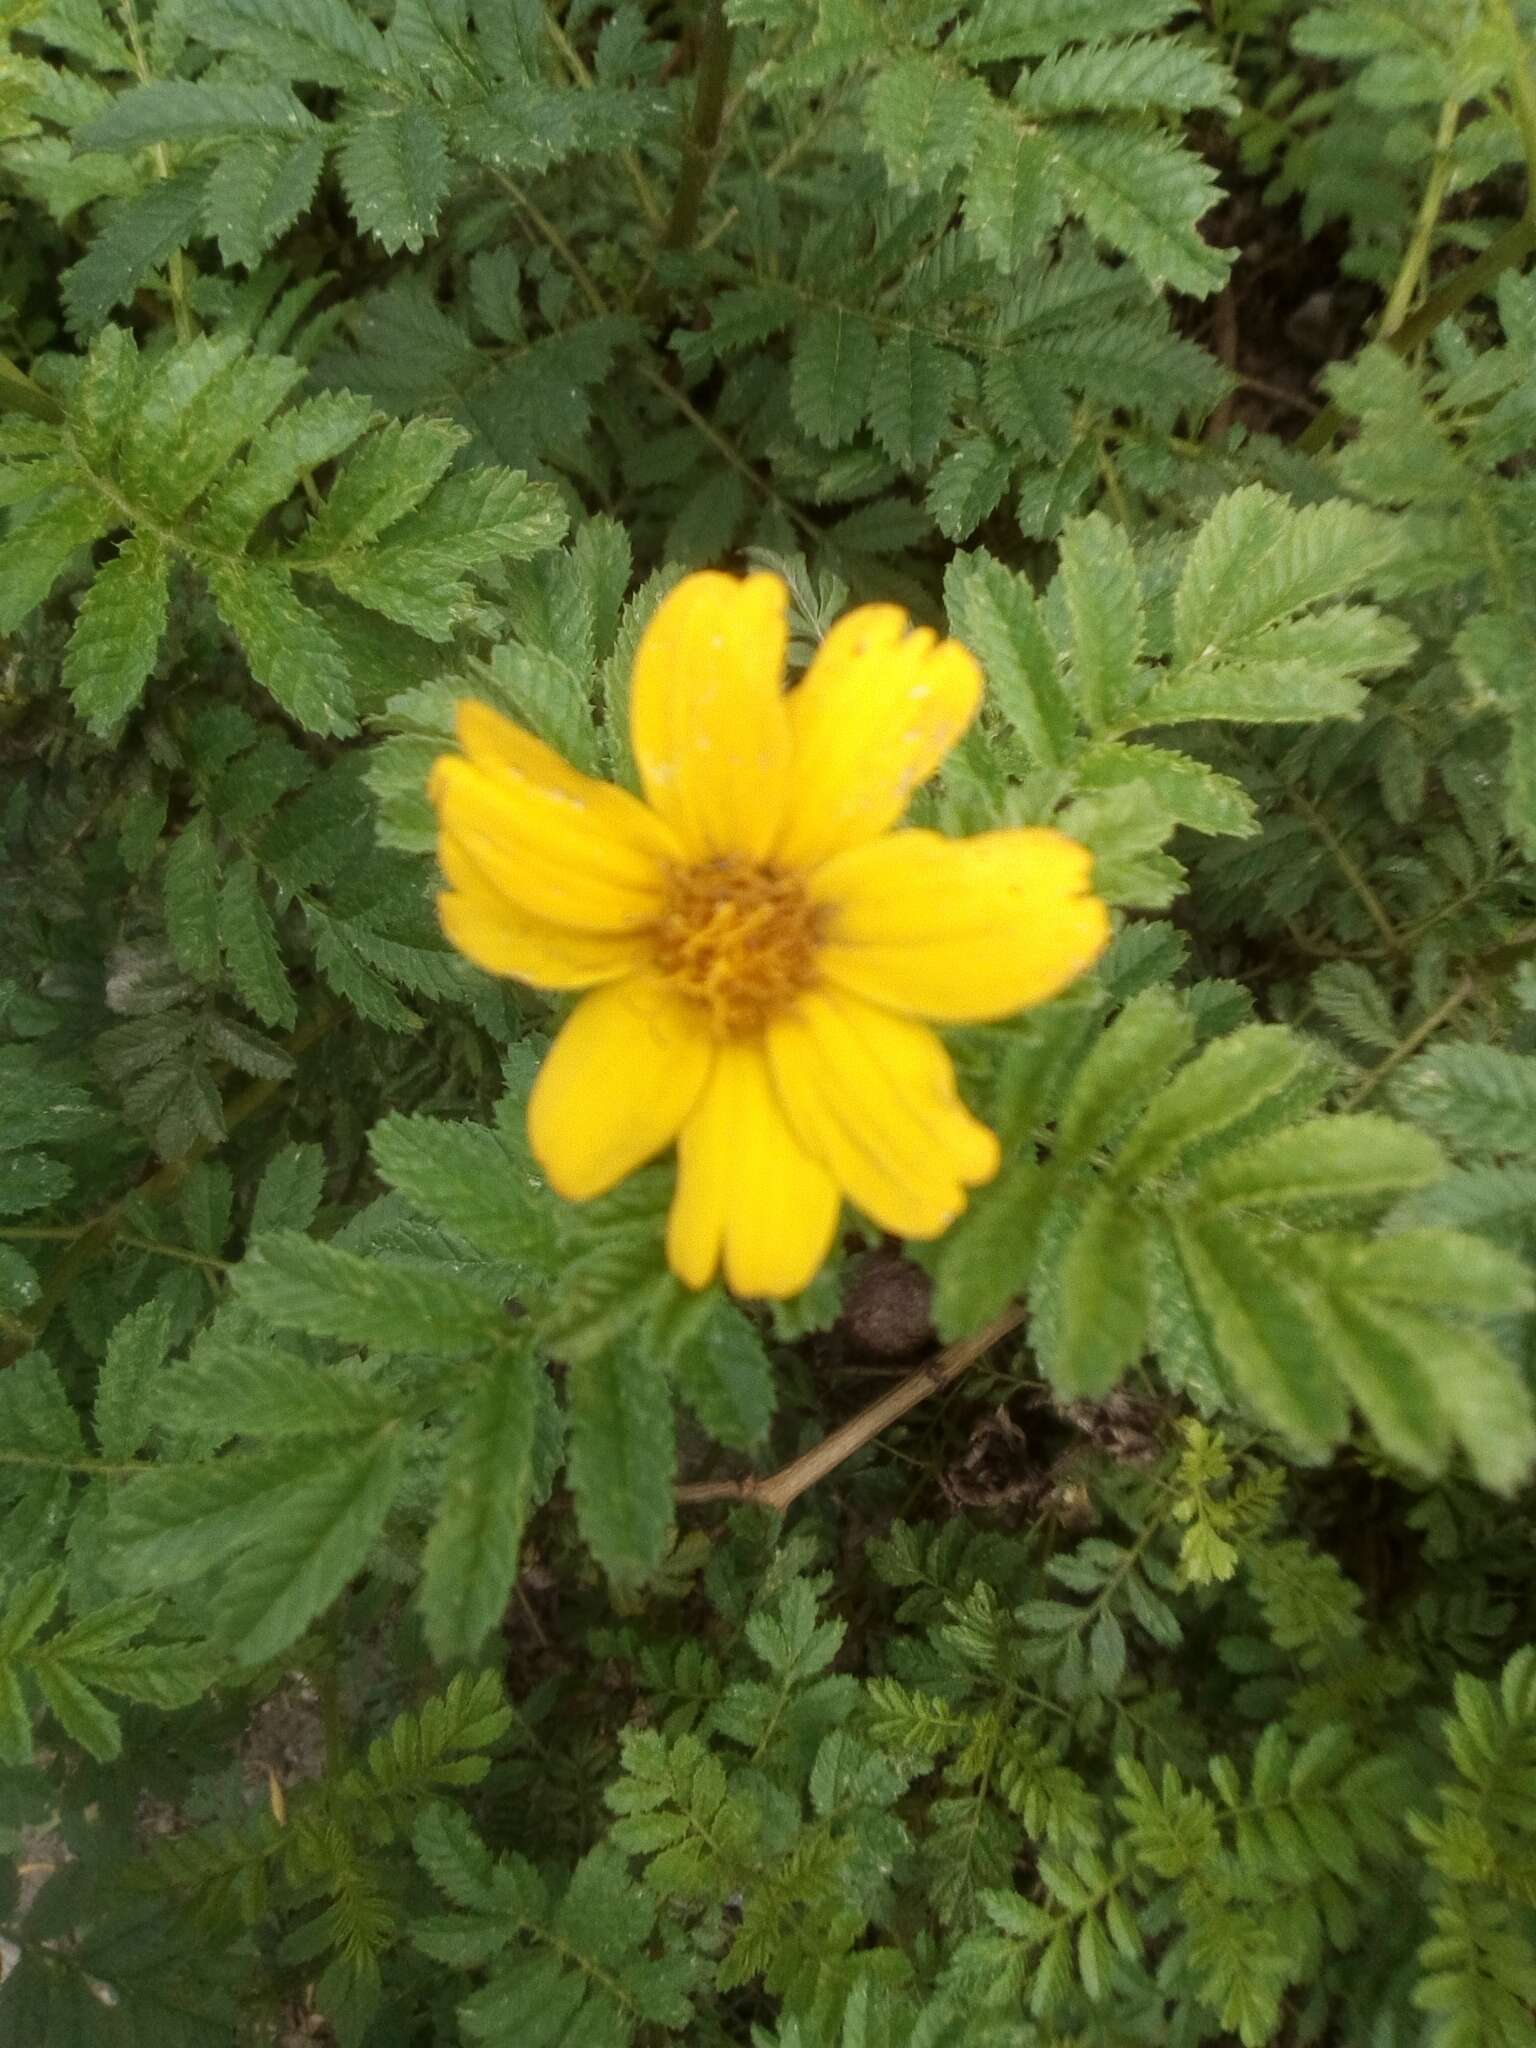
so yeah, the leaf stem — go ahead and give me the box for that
[0,354,63,423]
[1344,974,1478,1108]
[1379,96,1464,339]
[1300,2,1536,455]
[117,0,197,342]
[675,1305,1028,1513]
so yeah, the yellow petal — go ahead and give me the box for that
[776,607,983,866]
[812,828,1110,1023]
[529,975,714,1200]
[438,883,647,989]
[767,991,999,1238]
[629,570,792,861]
[667,1042,840,1298]
[430,701,677,931]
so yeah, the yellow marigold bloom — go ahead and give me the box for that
[429,571,1109,1298]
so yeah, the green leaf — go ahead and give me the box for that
[1393,1044,1536,1155]
[369,1112,561,1279]
[1051,1187,1148,1396]
[0,488,113,635]
[1015,35,1236,117]
[1027,120,1230,296]
[206,562,357,736]
[236,1231,510,1355]
[566,1346,675,1588]
[219,854,296,1030]
[870,330,954,471]
[0,1153,72,1219]
[864,58,987,191]
[1116,1026,1320,1179]
[791,307,878,449]
[196,0,393,85]
[964,109,1064,269]
[421,1342,543,1664]
[930,1153,1054,1340]
[337,104,451,255]
[0,1354,85,1460]
[1058,510,1143,730]
[204,132,330,270]
[1056,988,1195,1162]
[162,813,222,981]
[299,416,465,555]
[29,1661,122,1762]
[198,391,376,552]
[668,1299,775,1450]
[927,435,1012,542]
[1197,1116,1444,1211]
[1076,741,1256,838]
[61,533,170,733]
[161,1340,394,1440]
[60,168,210,334]
[250,1141,326,1237]
[1340,1231,1534,1316]
[1172,1216,1348,1451]
[94,1300,171,1462]
[114,1433,406,1663]
[944,549,1075,767]
[78,78,321,152]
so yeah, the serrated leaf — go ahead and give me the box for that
[870,330,953,471]
[791,307,877,449]
[219,854,296,1030]
[0,487,113,635]
[78,78,321,152]
[1057,988,1194,1161]
[1197,1117,1443,1211]
[566,1345,674,1588]
[105,1439,396,1661]
[205,131,329,269]
[369,1112,560,1276]
[421,1342,542,1664]
[62,532,169,733]
[1172,1215,1348,1451]
[1052,1188,1148,1396]
[668,1299,775,1450]
[207,562,357,737]
[1116,1026,1319,1179]
[964,109,1064,269]
[927,436,1011,542]
[60,168,209,334]
[236,1231,509,1355]
[864,57,987,190]
[162,813,222,981]
[337,104,451,255]
[1077,741,1256,838]
[944,549,1075,767]
[930,1153,1054,1340]
[1393,1044,1536,1155]
[1027,119,1230,296]
[94,1299,171,1461]
[1058,511,1143,730]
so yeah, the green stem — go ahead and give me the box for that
[0,354,63,423]
[1299,2,1536,456]
[1344,975,1479,1109]
[1379,96,1463,338]
[1289,792,1404,955]
[660,1,733,258]
[117,0,196,342]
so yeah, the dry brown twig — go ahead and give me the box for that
[674,1304,1028,1515]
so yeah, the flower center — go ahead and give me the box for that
[653,857,820,1037]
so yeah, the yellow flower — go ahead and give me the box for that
[429,571,1109,1298]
